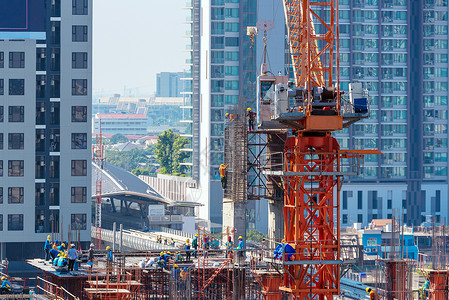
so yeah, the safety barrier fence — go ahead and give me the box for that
[36,276,79,300]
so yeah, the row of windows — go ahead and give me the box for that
[0,160,88,178]
[0,213,87,231]
[0,79,88,96]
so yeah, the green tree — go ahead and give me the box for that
[156,129,176,174]
[247,229,265,242]
[110,134,128,144]
[156,129,189,175]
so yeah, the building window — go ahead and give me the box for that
[71,214,87,230]
[9,52,25,68]
[72,25,88,42]
[342,214,348,224]
[71,187,87,203]
[0,215,2,231]
[0,79,3,95]
[71,160,87,176]
[0,161,3,177]
[72,52,88,69]
[72,106,87,122]
[71,133,87,149]
[225,37,239,47]
[0,187,3,204]
[8,106,24,122]
[0,52,3,68]
[0,106,3,122]
[0,133,3,150]
[357,214,363,223]
[8,160,24,177]
[8,133,24,150]
[8,187,24,203]
[8,214,23,231]
[72,0,88,15]
[357,191,363,209]
[9,79,24,95]
[72,79,87,95]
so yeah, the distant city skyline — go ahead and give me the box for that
[93,0,188,97]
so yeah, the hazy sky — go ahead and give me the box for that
[93,1,188,98]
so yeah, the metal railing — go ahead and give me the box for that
[93,227,177,252]
[159,227,196,240]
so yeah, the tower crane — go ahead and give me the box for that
[254,1,380,299]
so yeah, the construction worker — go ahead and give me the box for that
[274,239,286,260]
[170,238,175,247]
[67,244,78,273]
[247,107,256,131]
[225,112,234,122]
[175,251,184,262]
[203,235,210,258]
[366,287,378,300]
[185,238,191,261]
[422,279,430,299]
[219,164,229,189]
[106,246,113,273]
[192,234,199,258]
[44,235,52,261]
[52,240,59,250]
[87,243,95,267]
[0,276,12,294]
[226,236,233,258]
[235,236,245,259]
[180,267,188,281]
[57,243,66,252]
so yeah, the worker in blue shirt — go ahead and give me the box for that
[274,239,286,260]
[44,235,52,261]
[422,279,430,299]
[185,238,191,261]
[235,236,245,258]
[0,276,12,294]
[67,244,79,273]
[106,246,113,273]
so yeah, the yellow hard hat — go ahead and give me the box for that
[195,234,198,237]
[174,264,178,268]
[281,239,285,243]
[167,251,171,254]
[239,236,243,239]
[61,243,65,248]
[160,252,164,256]
[106,246,111,250]
[1,276,6,281]
[247,107,251,111]
[366,287,371,293]
[186,238,190,242]
[47,235,51,240]
[225,113,229,117]
[176,251,179,254]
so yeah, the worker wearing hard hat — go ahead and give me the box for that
[235,236,245,260]
[366,287,378,300]
[219,164,229,189]
[185,238,191,261]
[0,276,12,294]
[67,244,79,273]
[44,235,52,261]
[192,234,199,258]
[247,107,256,131]
[226,236,233,258]
[106,246,113,273]
[225,112,234,122]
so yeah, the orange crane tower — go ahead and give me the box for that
[257,1,379,299]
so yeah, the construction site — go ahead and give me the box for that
[2,1,449,300]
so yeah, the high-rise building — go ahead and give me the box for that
[182,0,257,226]
[156,72,184,97]
[0,0,92,262]
[334,0,449,227]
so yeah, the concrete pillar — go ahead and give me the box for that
[268,199,284,249]
[222,199,246,253]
